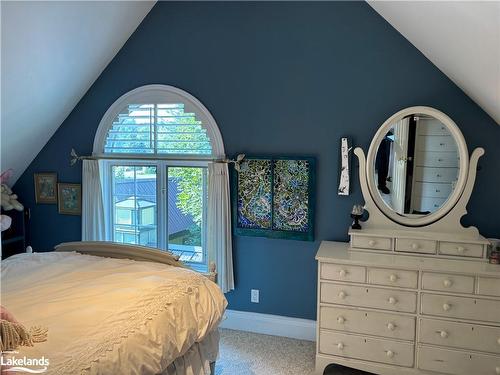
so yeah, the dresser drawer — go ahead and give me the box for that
[421,293,500,323]
[351,235,392,251]
[417,121,453,136]
[439,241,484,258]
[422,272,474,294]
[417,135,458,152]
[414,197,447,212]
[319,330,414,367]
[418,346,500,375]
[320,263,366,283]
[367,267,418,289]
[415,167,458,183]
[477,277,500,297]
[413,182,453,199]
[415,151,459,168]
[395,238,437,254]
[320,306,415,341]
[419,318,500,354]
[321,283,417,313]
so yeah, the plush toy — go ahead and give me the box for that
[0,215,12,232]
[1,169,24,232]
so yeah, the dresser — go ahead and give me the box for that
[316,241,500,375]
[316,106,499,375]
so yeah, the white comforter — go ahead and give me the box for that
[1,251,227,375]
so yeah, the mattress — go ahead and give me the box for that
[1,251,227,374]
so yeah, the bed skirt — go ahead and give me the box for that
[163,329,220,375]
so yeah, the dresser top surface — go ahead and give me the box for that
[348,228,490,244]
[316,241,500,276]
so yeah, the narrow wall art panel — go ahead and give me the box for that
[233,156,315,241]
[236,159,272,229]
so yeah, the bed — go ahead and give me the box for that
[0,241,227,375]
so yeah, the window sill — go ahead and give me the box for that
[188,262,208,274]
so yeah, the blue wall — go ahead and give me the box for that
[14,2,500,320]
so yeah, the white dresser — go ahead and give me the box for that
[315,241,500,375]
[316,107,500,374]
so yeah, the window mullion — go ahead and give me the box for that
[153,104,157,155]
[202,167,208,266]
[158,161,168,251]
[108,162,115,242]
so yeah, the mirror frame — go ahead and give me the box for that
[366,106,469,227]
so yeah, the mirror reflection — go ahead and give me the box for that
[374,114,459,216]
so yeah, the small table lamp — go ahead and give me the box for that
[351,204,364,230]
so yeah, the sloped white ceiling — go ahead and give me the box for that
[369,1,500,125]
[1,1,155,184]
[1,1,498,185]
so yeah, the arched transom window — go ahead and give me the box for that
[94,84,224,159]
[94,85,225,271]
[104,103,212,155]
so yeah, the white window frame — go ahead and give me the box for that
[94,85,225,272]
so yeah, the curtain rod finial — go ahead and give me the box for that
[70,148,80,166]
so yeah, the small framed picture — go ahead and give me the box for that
[57,183,82,215]
[34,173,58,204]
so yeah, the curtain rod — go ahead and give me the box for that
[70,149,245,169]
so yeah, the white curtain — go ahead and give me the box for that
[81,159,105,241]
[207,162,234,293]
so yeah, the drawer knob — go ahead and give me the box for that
[411,243,419,250]
[442,303,451,311]
[497,338,500,345]
[386,350,394,358]
[443,279,453,288]
[389,274,398,282]
[388,297,397,305]
[339,269,347,277]
[456,246,465,253]
[368,240,376,247]
[337,316,345,324]
[337,342,344,350]
[440,330,449,338]
[387,322,396,331]
[338,291,347,299]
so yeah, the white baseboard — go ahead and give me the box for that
[219,309,316,341]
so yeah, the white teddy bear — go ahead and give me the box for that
[1,169,24,232]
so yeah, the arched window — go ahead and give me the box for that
[94,85,225,271]
[94,84,224,158]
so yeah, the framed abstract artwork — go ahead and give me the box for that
[232,156,315,241]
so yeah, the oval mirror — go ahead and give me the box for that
[366,106,469,227]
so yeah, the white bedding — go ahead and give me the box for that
[1,251,227,375]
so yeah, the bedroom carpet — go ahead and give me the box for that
[216,329,370,375]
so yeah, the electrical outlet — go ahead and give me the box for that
[251,289,259,303]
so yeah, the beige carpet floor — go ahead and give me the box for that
[216,329,370,375]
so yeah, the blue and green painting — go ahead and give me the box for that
[237,159,272,229]
[272,159,310,232]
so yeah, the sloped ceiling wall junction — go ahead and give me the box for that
[369,1,500,124]
[1,1,155,183]
[1,1,498,183]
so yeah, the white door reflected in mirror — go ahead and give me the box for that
[374,114,459,217]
